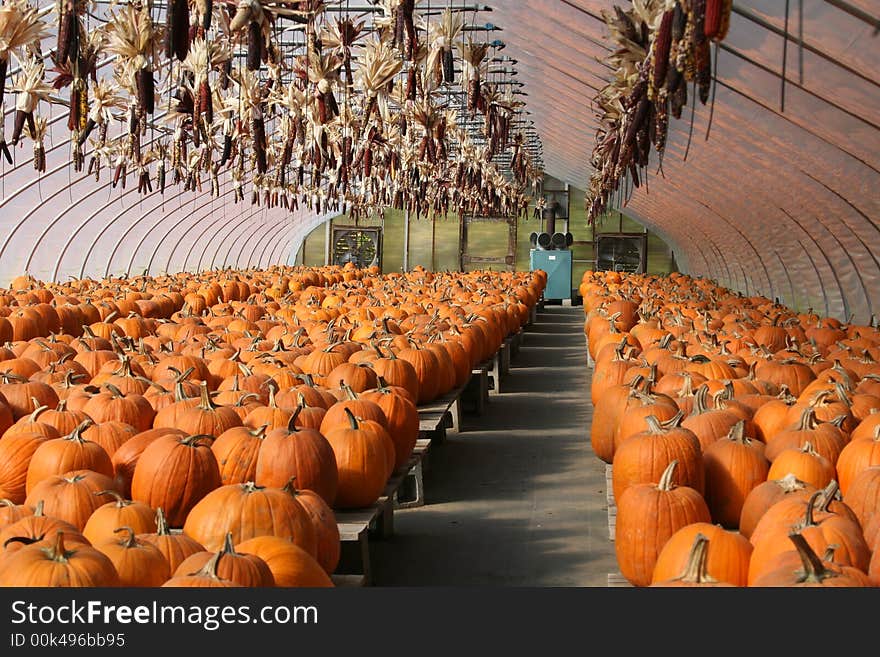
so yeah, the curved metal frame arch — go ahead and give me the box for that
[207,206,272,271]
[241,218,297,270]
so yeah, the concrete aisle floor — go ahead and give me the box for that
[370,304,617,586]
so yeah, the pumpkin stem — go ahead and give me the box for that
[341,381,358,400]
[676,533,718,584]
[797,490,824,531]
[95,489,128,507]
[815,479,841,513]
[266,379,279,408]
[68,418,95,442]
[139,376,169,394]
[197,381,217,410]
[103,382,125,398]
[788,531,838,584]
[282,476,299,496]
[644,414,665,434]
[181,434,215,447]
[691,384,710,415]
[192,549,224,579]
[113,526,138,548]
[174,366,196,383]
[797,407,819,432]
[343,406,360,430]
[657,460,679,491]
[222,531,238,555]
[726,420,747,443]
[285,405,304,432]
[155,507,170,535]
[661,409,685,429]
[26,400,50,423]
[45,530,71,563]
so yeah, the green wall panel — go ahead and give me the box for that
[296,179,676,287]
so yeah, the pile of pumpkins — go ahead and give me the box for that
[582,270,880,587]
[0,264,545,587]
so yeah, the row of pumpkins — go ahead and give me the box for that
[581,270,880,587]
[0,264,546,587]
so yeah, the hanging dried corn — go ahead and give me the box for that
[703,0,732,42]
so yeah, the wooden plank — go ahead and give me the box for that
[500,338,512,376]
[416,379,468,440]
[463,364,489,414]
[418,413,447,431]
[331,574,366,588]
[607,573,632,587]
[605,463,616,542]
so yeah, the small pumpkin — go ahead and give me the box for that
[82,490,157,545]
[234,535,333,588]
[0,530,119,587]
[95,526,170,587]
[136,507,205,574]
[649,533,737,587]
[172,532,274,587]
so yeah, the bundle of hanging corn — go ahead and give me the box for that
[586,0,732,225]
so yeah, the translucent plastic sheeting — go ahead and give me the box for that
[0,124,332,282]
[487,0,879,323]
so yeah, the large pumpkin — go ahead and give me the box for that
[161,551,242,587]
[24,469,117,531]
[211,424,268,486]
[182,481,318,557]
[288,486,340,576]
[614,460,712,587]
[323,408,394,509]
[359,381,420,471]
[254,411,338,506]
[651,522,752,586]
[750,532,871,587]
[738,473,817,540]
[748,490,870,585]
[24,421,113,496]
[766,441,837,491]
[701,421,770,529]
[0,429,53,503]
[110,427,187,498]
[835,424,880,495]
[649,532,738,587]
[130,433,221,528]
[611,413,704,503]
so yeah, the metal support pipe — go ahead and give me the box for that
[402,207,410,272]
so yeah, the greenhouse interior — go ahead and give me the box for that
[0,0,878,594]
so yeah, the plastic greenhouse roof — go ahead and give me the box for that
[0,0,876,324]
